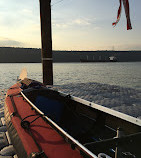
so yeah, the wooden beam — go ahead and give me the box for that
[39,0,53,85]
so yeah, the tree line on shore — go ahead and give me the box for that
[0,47,141,63]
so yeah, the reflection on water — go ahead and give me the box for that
[0,62,141,90]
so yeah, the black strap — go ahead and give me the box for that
[9,95,47,158]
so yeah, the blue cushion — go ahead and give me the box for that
[35,96,64,123]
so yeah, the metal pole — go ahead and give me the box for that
[39,0,53,85]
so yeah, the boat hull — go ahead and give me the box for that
[4,83,83,158]
[4,79,141,158]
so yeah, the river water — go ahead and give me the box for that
[0,62,140,90]
[0,62,141,118]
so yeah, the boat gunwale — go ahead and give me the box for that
[57,90,141,127]
[21,91,98,158]
[19,77,141,127]
[20,86,141,158]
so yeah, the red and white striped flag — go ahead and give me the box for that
[112,0,132,30]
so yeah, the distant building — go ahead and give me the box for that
[109,56,117,62]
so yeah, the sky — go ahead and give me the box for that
[0,0,141,51]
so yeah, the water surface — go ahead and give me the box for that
[0,62,140,90]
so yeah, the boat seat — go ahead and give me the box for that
[35,95,64,123]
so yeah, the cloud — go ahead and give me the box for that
[72,18,91,25]
[0,0,39,30]
[52,17,96,30]
[0,37,23,47]
[21,9,33,15]
[53,23,68,28]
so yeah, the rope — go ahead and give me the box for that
[21,114,44,129]
[8,94,47,158]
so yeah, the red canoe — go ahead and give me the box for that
[4,78,141,158]
[5,82,84,158]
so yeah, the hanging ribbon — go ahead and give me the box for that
[112,0,132,30]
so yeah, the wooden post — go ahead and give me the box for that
[39,0,53,85]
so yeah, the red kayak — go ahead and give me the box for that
[4,76,141,158]
[5,82,84,158]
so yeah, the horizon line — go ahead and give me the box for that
[0,46,141,52]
